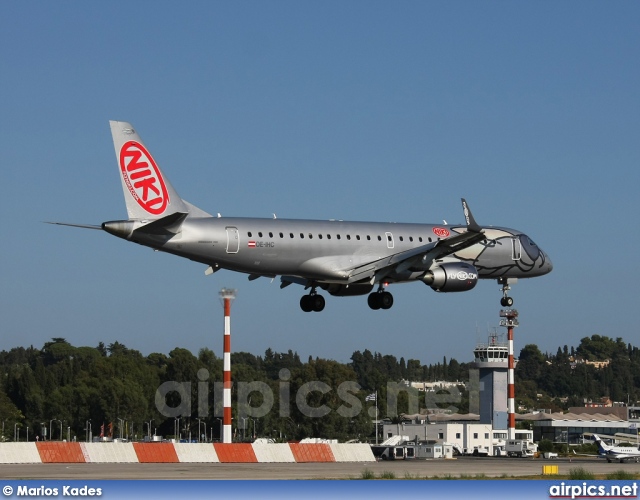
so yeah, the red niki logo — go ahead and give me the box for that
[119,141,169,215]
[433,227,450,238]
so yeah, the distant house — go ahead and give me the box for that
[569,357,611,370]
[584,397,613,408]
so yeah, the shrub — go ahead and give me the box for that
[568,467,595,480]
[538,439,554,453]
[606,470,636,480]
[360,468,375,480]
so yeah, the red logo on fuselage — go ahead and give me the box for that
[119,141,169,215]
[433,227,450,238]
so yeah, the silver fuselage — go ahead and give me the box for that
[110,217,552,284]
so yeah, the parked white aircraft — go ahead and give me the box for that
[593,434,640,463]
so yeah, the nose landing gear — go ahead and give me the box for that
[498,277,517,307]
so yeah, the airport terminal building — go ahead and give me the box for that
[380,406,639,456]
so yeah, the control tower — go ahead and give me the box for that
[472,331,509,430]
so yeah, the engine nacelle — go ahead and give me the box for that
[323,283,374,297]
[421,263,478,292]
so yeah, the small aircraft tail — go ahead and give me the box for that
[110,121,195,220]
[592,434,611,453]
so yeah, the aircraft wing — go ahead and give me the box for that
[346,199,485,283]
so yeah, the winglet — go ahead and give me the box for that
[461,198,482,233]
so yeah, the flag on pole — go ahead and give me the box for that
[366,392,377,402]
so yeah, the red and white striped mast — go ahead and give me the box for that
[220,288,237,444]
[500,308,519,441]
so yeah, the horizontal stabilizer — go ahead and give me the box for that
[134,212,188,235]
[102,212,188,239]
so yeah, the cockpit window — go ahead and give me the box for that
[527,238,537,246]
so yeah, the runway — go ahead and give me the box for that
[1,457,638,480]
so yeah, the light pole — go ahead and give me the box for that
[215,418,222,442]
[85,420,91,443]
[146,420,153,439]
[174,417,181,441]
[58,420,63,441]
[67,426,70,442]
[40,422,45,441]
[14,423,19,442]
[26,426,29,442]
[196,419,206,443]
[117,418,124,440]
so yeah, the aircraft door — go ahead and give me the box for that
[385,232,394,249]
[226,227,239,254]
[511,237,521,261]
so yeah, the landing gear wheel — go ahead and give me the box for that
[368,293,381,310]
[380,291,394,310]
[300,292,325,312]
[300,295,313,312]
[311,294,325,312]
[368,291,394,310]
[500,296,514,307]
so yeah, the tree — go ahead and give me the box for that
[517,344,545,382]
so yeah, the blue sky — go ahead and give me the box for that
[1,1,638,366]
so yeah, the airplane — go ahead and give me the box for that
[592,434,640,463]
[50,121,553,312]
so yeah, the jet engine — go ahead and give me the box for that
[421,263,478,292]
[323,283,375,296]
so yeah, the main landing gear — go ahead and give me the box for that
[498,277,516,307]
[300,289,325,313]
[368,285,394,310]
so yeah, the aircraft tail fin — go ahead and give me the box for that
[592,434,610,453]
[109,121,192,220]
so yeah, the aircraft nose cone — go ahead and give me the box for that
[543,253,553,274]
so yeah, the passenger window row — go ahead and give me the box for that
[245,231,433,243]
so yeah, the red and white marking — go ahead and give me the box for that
[432,227,450,238]
[119,141,169,215]
[223,298,232,444]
